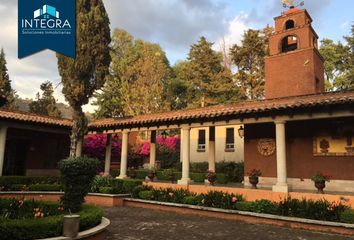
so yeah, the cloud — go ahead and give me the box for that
[244,0,332,27]
[104,0,231,61]
[213,13,250,57]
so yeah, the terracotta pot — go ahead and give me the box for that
[168,175,175,183]
[148,172,155,182]
[249,176,259,189]
[63,215,80,238]
[208,176,216,186]
[315,180,326,194]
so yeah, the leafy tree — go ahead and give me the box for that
[166,61,190,110]
[230,28,270,100]
[0,48,16,109]
[319,39,348,91]
[185,36,239,108]
[341,24,354,90]
[94,29,170,118]
[29,81,61,117]
[57,0,111,156]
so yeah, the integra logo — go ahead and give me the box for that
[21,4,72,34]
[18,0,76,59]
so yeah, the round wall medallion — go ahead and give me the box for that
[257,138,276,156]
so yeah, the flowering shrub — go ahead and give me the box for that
[0,199,103,240]
[133,188,351,223]
[0,198,61,219]
[156,135,180,150]
[311,171,331,182]
[83,134,121,161]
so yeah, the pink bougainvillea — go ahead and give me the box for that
[156,135,180,151]
[83,134,121,161]
[139,141,150,156]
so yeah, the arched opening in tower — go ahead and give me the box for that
[285,19,295,29]
[281,35,298,53]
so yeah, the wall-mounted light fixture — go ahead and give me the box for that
[238,126,244,138]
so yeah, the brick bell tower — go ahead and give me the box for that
[264,6,325,99]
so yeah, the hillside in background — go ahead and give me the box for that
[14,98,76,119]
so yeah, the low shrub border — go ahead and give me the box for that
[123,198,354,236]
[0,192,131,207]
[0,199,103,240]
[112,170,229,184]
[131,187,353,224]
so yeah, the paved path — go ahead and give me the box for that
[104,207,353,240]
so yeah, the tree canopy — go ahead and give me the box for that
[29,81,61,117]
[94,29,170,118]
[0,48,16,110]
[230,28,270,100]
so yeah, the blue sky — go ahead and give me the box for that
[0,0,353,112]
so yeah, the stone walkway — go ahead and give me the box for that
[104,207,353,240]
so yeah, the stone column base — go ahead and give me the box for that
[272,184,289,193]
[116,175,129,180]
[177,178,193,185]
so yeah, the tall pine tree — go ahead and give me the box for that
[185,37,239,108]
[57,0,111,156]
[0,48,16,109]
[230,28,270,100]
[29,81,61,117]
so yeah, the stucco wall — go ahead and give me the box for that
[190,125,244,163]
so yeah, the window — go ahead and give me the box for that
[197,129,206,152]
[281,35,298,53]
[225,128,235,151]
[285,20,295,29]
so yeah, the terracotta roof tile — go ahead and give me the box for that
[89,91,354,130]
[0,109,72,128]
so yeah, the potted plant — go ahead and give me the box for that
[147,165,156,182]
[311,171,331,194]
[163,168,175,183]
[248,169,261,189]
[205,170,217,186]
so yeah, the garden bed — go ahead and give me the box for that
[0,192,131,207]
[123,198,354,236]
[124,186,354,235]
[0,199,104,240]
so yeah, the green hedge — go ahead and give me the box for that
[190,173,205,183]
[0,176,60,186]
[340,209,354,224]
[90,177,142,195]
[29,184,63,192]
[0,202,102,240]
[112,170,228,184]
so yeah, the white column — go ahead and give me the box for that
[76,139,82,157]
[118,130,129,179]
[180,129,183,163]
[178,127,192,185]
[149,130,156,167]
[104,134,112,176]
[208,126,216,172]
[0,126,8,176]
[272,121,289,193]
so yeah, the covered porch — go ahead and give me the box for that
[88,91,354,193]
[0,110,71,176]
